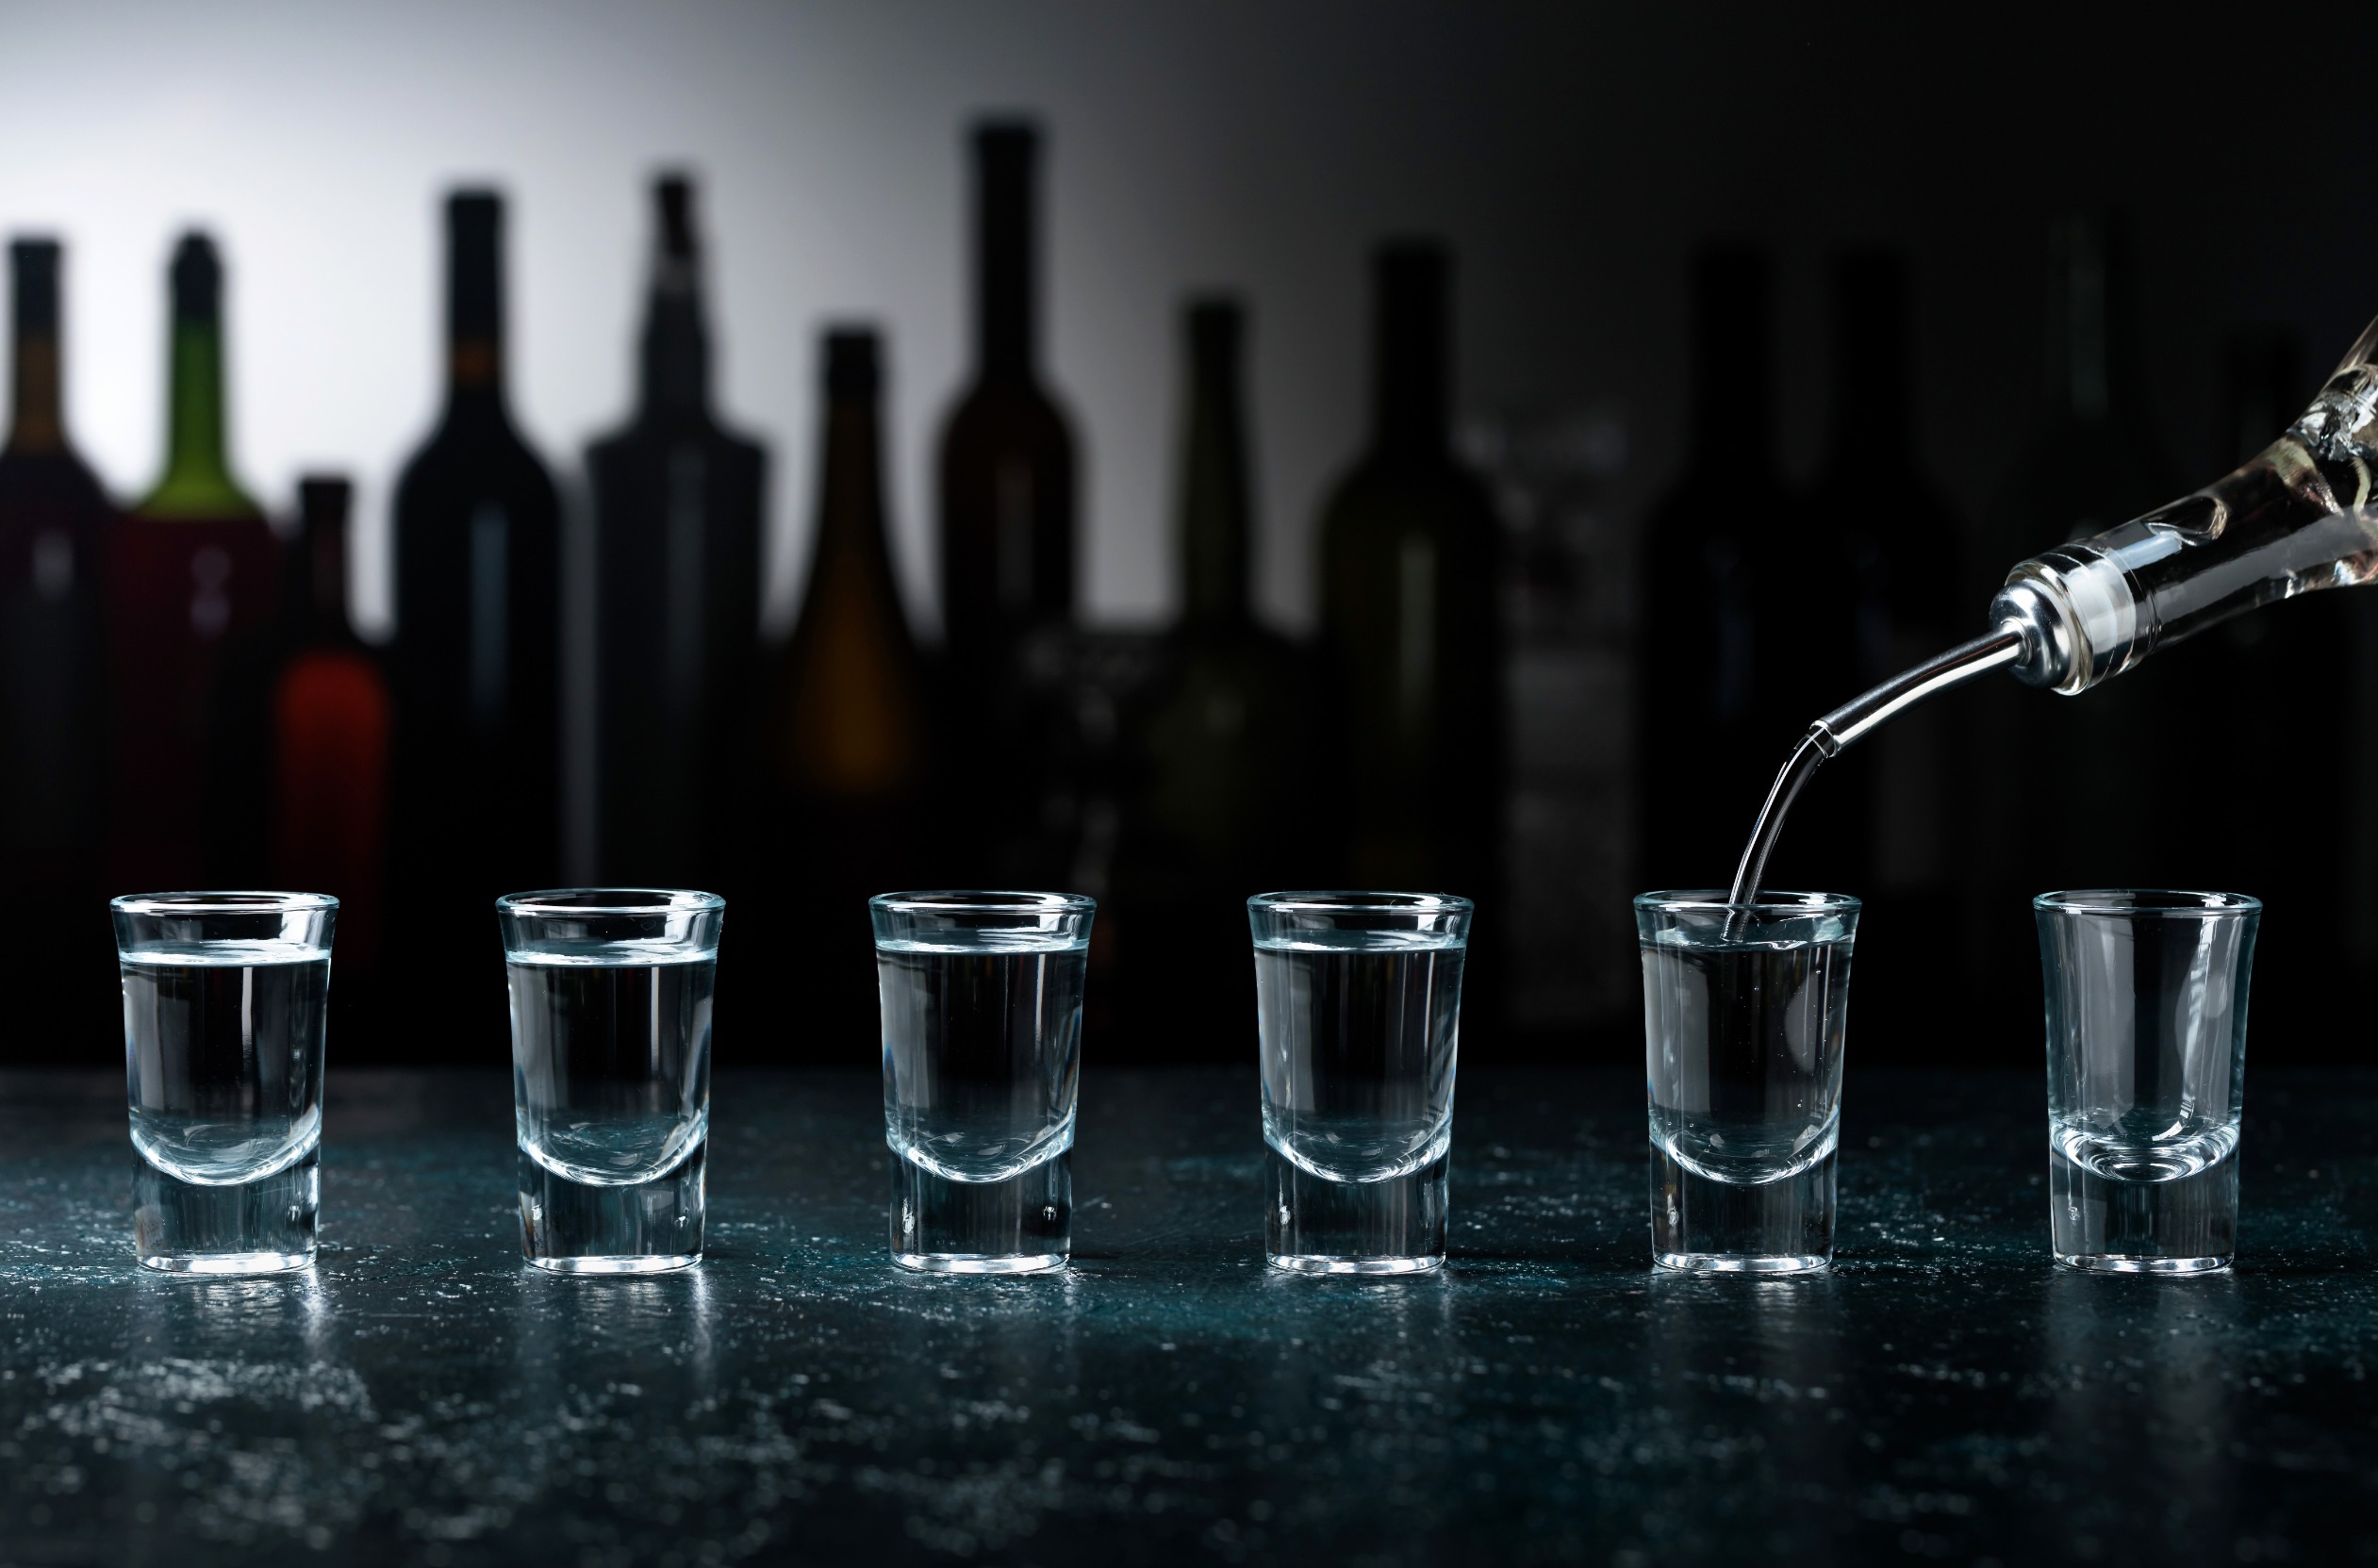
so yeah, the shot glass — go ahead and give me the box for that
[113,892,338,1275]
[872,891,1094,1274]
[1636,891,1859,1274]
[1250,891,1474,1275]
[2037,889,2259,1274]
[499,889,722,1275]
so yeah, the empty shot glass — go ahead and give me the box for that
[2037,889,2259,1274]
[113,892,338,1275]
[873,891,1094,1274]
[1251,892,1474,1275]
[1637,891,1859,1274]
[499,889,722,1275]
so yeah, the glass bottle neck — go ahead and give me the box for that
[640,287,708,421]
[1181,331,1251,625]
[815,394,890,564]
[144,314,254,516]
[446,334,508,421]
[7,330,60,455]
[975,144,1036,384]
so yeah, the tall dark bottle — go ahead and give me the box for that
[1635,243,1797,895]
[0,238,114,1059]
[1123,297,1318,1057]
[586,173,768,888]
[208,477,392,968]
[109,233,279,892]
[1317,241,1502,918]
[762,330,932,1060]
[390,190,561,1051]
[936,121,1077,880]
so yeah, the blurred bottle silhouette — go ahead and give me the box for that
[1636,243,1794,894]
[1786,250,1962,1059]
[587,173,767,891]
[390,190,561,1057]
[763,329,932,1061]
[937,119,1079,883]
[0,238,113,1060]
[108,232,279,894]
[1971,216,2176,958]
[207,477,390,973]
[1317,240,1502,1022]
[1118,298,1319,1058]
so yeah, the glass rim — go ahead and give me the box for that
[1247,890,1474,915]
[111,891,339,916]
[496,887,725,916]
[1634,889,1860,916]
[870,889,1096,915]
[2034,888,2262,916]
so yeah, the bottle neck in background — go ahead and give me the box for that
[7,240,62,456]
[640,173,710,421]
[1181,300,1251,627]
[143,234,254,515]
[295,477,357,643]
[444,190,510,423]
[973,124,1038,387]
[813,333,895,576]
[1370,241,1451,460]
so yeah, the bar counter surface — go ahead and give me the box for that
[1,1066,2372,1566]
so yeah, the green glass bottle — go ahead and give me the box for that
[1316,242,1502,905]
[107,232,279,889]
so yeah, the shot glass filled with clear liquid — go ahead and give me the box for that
[499,889,722,1275]
[1250,892,1474,1275]
[872,891,1094,1274]
[1636,891,1859,1274]
[2037,890,2258,1274]
[112,892,338,1276]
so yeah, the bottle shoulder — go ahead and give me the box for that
[1319,452,1498,552]
[940,379,1075,460]
[396,419,560,521]
[0,448,114,521]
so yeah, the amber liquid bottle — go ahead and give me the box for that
[0,238,114,1061]
[936,121,1077,882]
[1120,297,1319,1058]
[1317,241,1503,1028]
[108,233,280,893]
[763,329,932,1061]
[587,173,767,890]
[209,478,391,968]
[390,190,562,1058]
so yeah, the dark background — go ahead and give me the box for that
[5,3,2375,1065]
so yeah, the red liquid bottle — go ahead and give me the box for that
[209,477,390,969]
[107,233,278,892]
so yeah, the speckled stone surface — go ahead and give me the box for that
[1,1067,2373,1566]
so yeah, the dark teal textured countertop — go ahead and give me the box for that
[1,1067,2373,1566]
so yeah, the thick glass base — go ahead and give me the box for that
[518,1140,705,1272]
[2049,1145,2236,1274]
[133,1145,319,1276]
[1650,1142,1834,1274]
[1264,1147,1447,1274]
[891,1148,1070,1273]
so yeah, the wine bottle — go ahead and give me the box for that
[936,120,1078,882]
[586,173,767,889]
[389,190,562,1054]
[0,237,114,1061]
[762,329,932,1059]
[108,232,279,892]
[1317,240,1502,907]
[1121,297,1319,1057]
[208,477,391,967]
[1636,243,1796,894]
